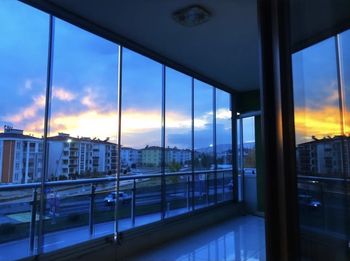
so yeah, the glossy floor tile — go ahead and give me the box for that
[132,215,266,261]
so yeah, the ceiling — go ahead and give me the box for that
[24,0,350,93]
[27,0,260,92]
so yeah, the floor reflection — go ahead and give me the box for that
[133,215,265,261]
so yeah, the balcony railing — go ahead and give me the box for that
[0,169,233,260]
[297,174,350,239]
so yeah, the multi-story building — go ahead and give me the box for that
[0,126,43,184]
[141,146,162,167]
[140,146,191,167]
[47,133,117,179]
[166,147,191,165]
[121,147,141,167]
[296,136,348,176]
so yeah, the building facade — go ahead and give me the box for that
[140,146,192,167]
[120,147,141,167]
[296,136,349,176]
[0,126,43,184]
[47,133,118,179]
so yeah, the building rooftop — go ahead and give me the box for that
[0,126,41,140]
[48,134,117,145]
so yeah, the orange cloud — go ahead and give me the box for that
[49,110,118,140]
[294,105,342,143]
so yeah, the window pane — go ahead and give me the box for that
[293,38,340,144]
[194,80,214,208]
[216,90,232,201]
[243,117,255,169]
[121,48,162,228]
[292,37,348,256]
[47,18,119,252]
[165,68,192,217]
[340,29,350,133]
[0,1,48,259]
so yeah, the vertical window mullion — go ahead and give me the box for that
[114,45,123,240]
[38,14,55,255]
[213,88,217,204]
[161,65,166,220]
[191,77,195,211]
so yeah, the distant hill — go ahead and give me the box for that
[196,142,255,153]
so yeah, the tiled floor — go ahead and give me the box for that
[132,215,266,261]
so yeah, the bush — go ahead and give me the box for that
[58,175,68,180]
[0,223,16,234]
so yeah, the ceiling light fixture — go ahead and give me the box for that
[173,5,211,27]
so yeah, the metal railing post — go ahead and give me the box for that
[89,184,95,236]
[206,173,209,205]
[214,171,218,204]
[29,188,38,254]
[131,179,136,227]
[167,202,170,217]
[187,176,190,210]
[222,172,225,201]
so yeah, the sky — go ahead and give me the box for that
[0,0,234,150]
[292,35,350,144]
[4,1,350,150]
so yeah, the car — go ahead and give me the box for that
[298,194,321,209]
[104,192,131,206]
[308,200,321,208]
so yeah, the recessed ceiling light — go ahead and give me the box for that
[173,5,211,27]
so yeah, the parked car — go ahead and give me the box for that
[104,192,131,206]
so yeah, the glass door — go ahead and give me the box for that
[237,116,258,213]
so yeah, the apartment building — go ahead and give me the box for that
[296,136,349,177]
[140,146,192,167]
[47,133,117,179]
[0,126,43,184]
[166,147,191,165]
[120,147,141,167]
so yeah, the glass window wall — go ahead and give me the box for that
[0,2,235,259]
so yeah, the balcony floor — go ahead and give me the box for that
[131,215,266,261]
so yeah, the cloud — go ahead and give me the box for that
[53,87,76,101]
[80,87,99,109]
[2,83,222,149]
[5,94,45,124]
[49,110,118,140]
[24,79,33,90]
[194,111,214,129]
[294,105,342,143]
[216,108,231,120]
[325,89,339,105]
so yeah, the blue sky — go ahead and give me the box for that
[0,0,233,150]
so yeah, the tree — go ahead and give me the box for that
[168,161,182,194]
[58,175,67,180]
[168,161,181,172]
